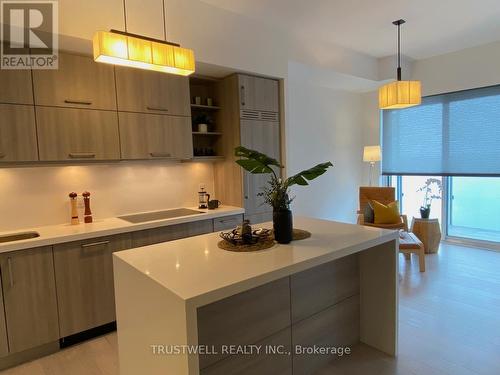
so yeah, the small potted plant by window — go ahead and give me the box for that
[235,146,333,244]
[417,178,442,219]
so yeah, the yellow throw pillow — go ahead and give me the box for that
[371,200,402,225]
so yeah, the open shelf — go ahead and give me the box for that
[192,131,222,136]
[191,104,221,110]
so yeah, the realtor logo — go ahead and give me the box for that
[1,0,58,69]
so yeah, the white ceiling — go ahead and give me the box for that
[200,0,500,60]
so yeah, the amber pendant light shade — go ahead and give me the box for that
[379,19,421,109]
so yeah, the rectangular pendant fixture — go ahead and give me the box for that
[93,30,195,76]
[379,80,422,109]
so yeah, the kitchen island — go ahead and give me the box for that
[113,217,399,375]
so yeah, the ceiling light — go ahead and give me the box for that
[93,0,195,76]
[379,20,421,110]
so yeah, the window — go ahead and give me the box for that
[448,177,500,242]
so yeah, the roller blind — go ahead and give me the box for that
[382,85,500,176]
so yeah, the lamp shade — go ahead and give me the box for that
[363,146,381,162]
[93,30,195,76]
[379,80,421,109]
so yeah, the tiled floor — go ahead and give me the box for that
[2,242,500,375]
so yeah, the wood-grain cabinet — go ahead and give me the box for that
[0,69,33,105]
[115,66,191,116]
[239,74,279,114]
[0,247,59,356]
[53,234,132,337]
[32,52,117,110]
[119,112,193,160]
[0,104,38,162]
[36,106,121,161]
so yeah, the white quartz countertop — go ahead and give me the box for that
[114,216,399,307]
[0,206,244,253]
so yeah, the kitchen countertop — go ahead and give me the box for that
[0,205,244,253]
[114,216,398,306]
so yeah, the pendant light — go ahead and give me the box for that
[93,0,195,76]
[379,19,421,109]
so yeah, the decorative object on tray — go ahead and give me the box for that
[417,178,442,219]
[234,146,333,244]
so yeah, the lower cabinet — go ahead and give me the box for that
[53,234,132,337]
[132,219,214,248]
[0,247,59,354]
[213,214,244,232]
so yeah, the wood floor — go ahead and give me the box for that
[1,242,499,375]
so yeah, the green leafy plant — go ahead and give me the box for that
[235,146,333,210]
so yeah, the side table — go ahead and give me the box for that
[411,218,441,254]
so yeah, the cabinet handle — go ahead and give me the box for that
[240,85,245,106]
[64,100,92,105]
[0,153,5,159]
[68,152,96,159]
[81,240,110,249]
[147,106,169,112]
[7,257,13,287]
[150,152,172,158]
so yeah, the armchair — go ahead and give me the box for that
[357,187,408,231]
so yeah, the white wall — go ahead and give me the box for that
[0,162,214,231]
[285,76,364,224]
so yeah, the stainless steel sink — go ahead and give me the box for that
[0,231,40,243]
[118,208,205,224]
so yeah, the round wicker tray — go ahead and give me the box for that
[218,228,311,252]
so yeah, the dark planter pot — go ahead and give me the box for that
[273,209,293,244]
[420,206,431,219]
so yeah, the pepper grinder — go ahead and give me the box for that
[69,192,79,225]
[82,191,93,223]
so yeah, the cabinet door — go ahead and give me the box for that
[239,75,279,113]
[213,214,244,232]
[115,66,190,116]
[0,278,8,358]
[240,119,280,217]
[36,106,120,161]
[0,247,59,353]
[0,104,38,162]
[0,69,33,105]
[32,52,117,110]
[132,220,214,248]
[53,234,132,337]
[119,112,193,160]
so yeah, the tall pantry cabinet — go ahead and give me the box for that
[214,74,282,224]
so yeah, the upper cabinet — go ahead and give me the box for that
[115,67,191,116]
[0,70,33,105]
[36,107,120,161]
[238,75,279,114]
[119,112,193,160]
[0,104,38,162]
[32,53,117,110]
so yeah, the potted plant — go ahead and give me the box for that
[235,146,333,244]
[417,178,442,219]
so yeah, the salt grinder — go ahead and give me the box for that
[69,192,79,225]
[82,191,93,223]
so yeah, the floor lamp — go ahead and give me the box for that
[363,146,381,186]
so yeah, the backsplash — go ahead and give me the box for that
[0,162,215,231]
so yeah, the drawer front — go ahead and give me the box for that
[291,254,359,323]
[292,296,360,375]
[36,106,120,161]
[53,233,132,337]
[32,52,116,110]
[200,328,292,375]
[197,277,291,369]
[213,214,243,232]
[131,220,214,248]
